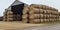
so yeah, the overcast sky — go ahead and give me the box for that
[0,0,60,16]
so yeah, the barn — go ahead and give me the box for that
[3,0,59,23]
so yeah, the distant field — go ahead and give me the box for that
[0,21,44,30]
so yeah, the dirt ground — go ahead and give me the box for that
[0,21,44,30]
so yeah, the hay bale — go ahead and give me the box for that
[39,9,43,13]
[22,14,28,19]
[29,14,34,19]
[40,19,44,22]
[43,10,47,14]
[22,19,28,23]
[33,19,40,23]
[46,19,49,22]
[29,10,34,14]
[7,18,13,21]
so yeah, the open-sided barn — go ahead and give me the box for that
[3,0,59,23]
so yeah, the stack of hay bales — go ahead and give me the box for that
[22,4,29,23]
[40,13,44,23]
[29,4,39,23]
[3,9,7,21]
[29,4,59,23]
[49,8,58,21]
[7,10,13,21]
[3,3,59,23]
[3,9,13,21]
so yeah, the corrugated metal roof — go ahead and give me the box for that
[6,0,24,10]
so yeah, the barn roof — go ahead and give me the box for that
[6,0,24,10]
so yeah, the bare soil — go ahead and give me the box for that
[0,21,44,30]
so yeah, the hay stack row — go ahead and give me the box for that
[3,4,59,23]
[28,4,59,23]
[3,9,13,21]
[22,4,29,23]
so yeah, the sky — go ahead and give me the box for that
[0,0,60,16]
